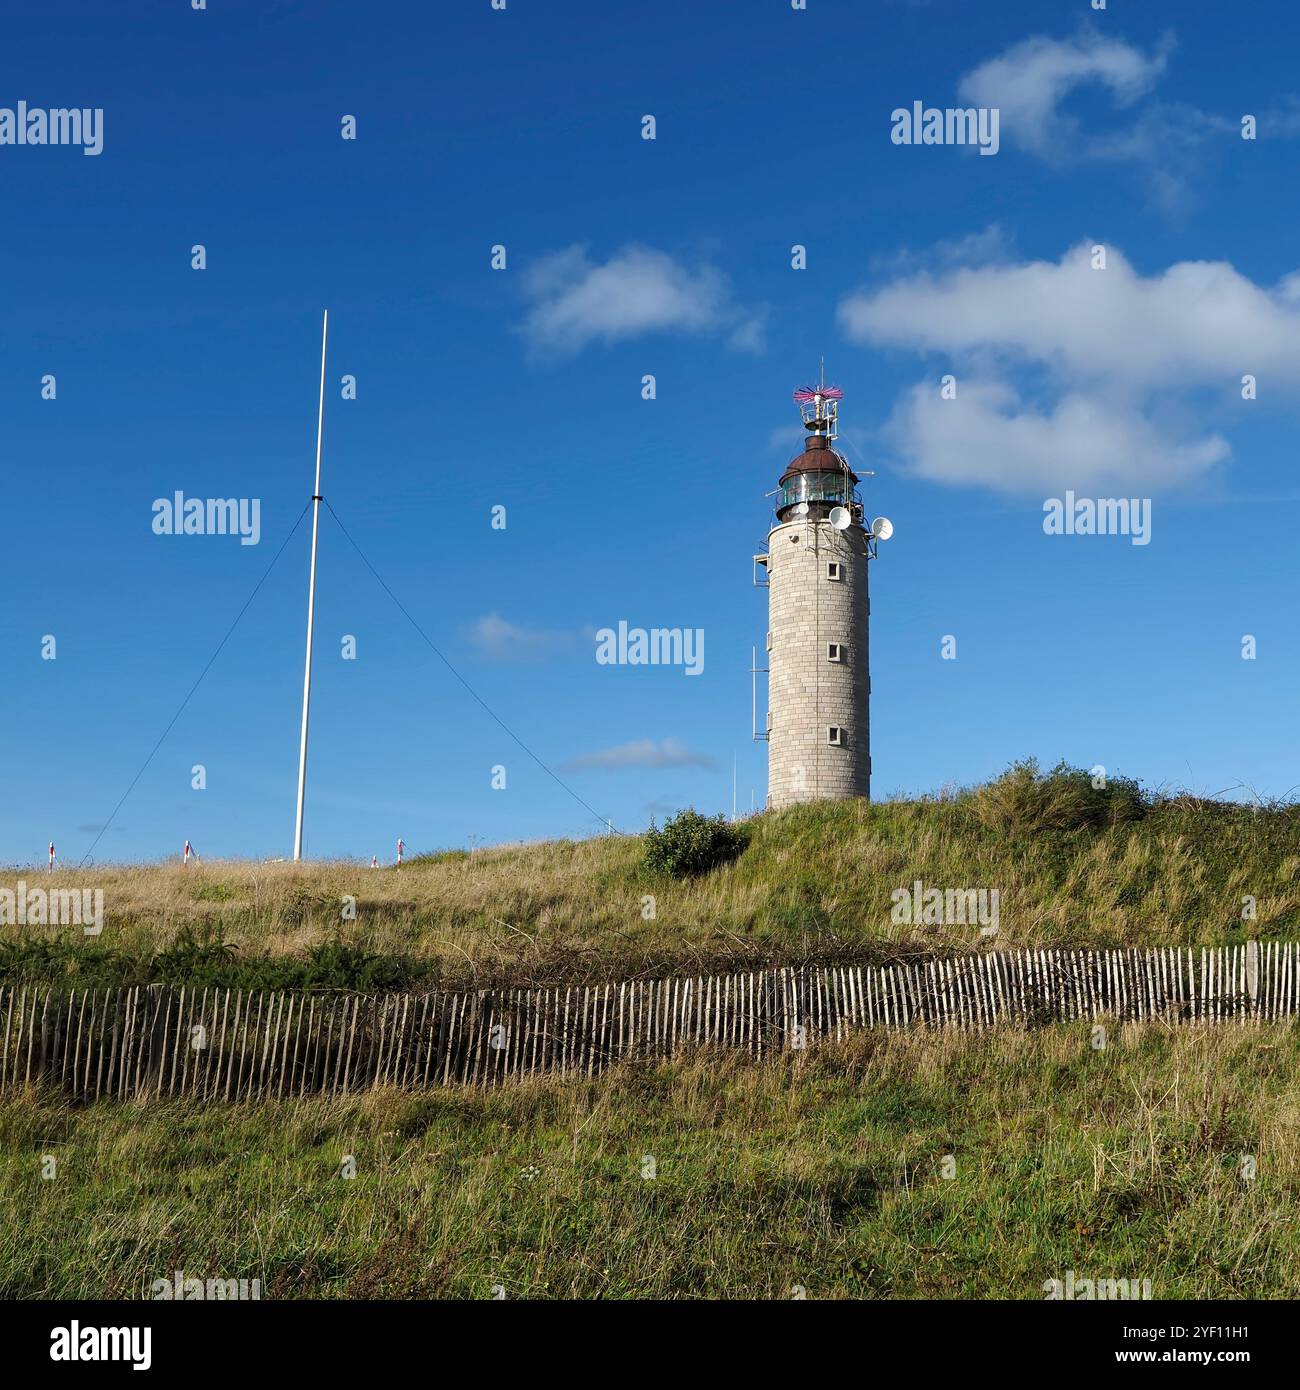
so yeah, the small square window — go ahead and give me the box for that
[826,642,843,663]
[826,562,842,581]
[827,726,845,747]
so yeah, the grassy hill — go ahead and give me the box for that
[3,1021,1296,1299]
[3,764,1298,1301]
[4,764,1298,992]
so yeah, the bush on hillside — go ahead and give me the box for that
[406,848,469,866]
[150,924,238,977]
[970,759,1148,834]
[643,809,748,878]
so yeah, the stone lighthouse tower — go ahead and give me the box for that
[756,378,889,810]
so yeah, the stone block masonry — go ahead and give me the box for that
[766,517,870,808]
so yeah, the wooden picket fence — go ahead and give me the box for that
[0,943,1296,1101]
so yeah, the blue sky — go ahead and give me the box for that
[3,0,1299,865]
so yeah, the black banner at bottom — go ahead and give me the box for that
[0,1297,1285,1376]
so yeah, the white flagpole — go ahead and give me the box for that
[293,309,329,861]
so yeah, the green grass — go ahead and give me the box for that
[3,767,1299,991]
[7,766,1294,1302]
[2,1020,1296,1299]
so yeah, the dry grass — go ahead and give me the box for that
[4,789,1298,990]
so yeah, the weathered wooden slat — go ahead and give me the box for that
[7,943,1300,1102]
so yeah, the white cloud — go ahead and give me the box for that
[880,378,1227,494]
[727,307,768,354]
[465,613,574,661]
[958,30,1171,160]
[519,244,764,357]
[870,223,1014,276]
[767,423,804,453]
[841,241,1300,390]
[839,240,1300,493]
[1261,95,1300,138]
[560,738,718,773]
[956,30,1247,209]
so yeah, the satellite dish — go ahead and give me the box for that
[870,516,894,541]
[828,506,851,531]
[794,502,809,516]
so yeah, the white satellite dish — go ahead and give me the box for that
[794,502,809,516]
[870,516,894,541]
[828,505,851,530]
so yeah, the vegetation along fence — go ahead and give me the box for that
[1,943,1297,1100]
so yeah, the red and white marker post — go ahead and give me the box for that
[48,842,55,873]
[183,839,195,867]
[396,838,405,868]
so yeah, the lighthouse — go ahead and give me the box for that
[755,377,890,810]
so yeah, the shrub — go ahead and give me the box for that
[301,940,409,992]
[643,809,748,878]
[150,924,238,980]
[970,759,1148,835]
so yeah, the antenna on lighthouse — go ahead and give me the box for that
[293,310,329,862]
[793,373,843,438]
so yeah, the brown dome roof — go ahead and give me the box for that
[782,435,859,482]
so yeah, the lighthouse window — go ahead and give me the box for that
[827,726,845,746]
[827,643,843,663]
[826,562,842,581]
[766,631,773,651]
[779,471,852,510]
